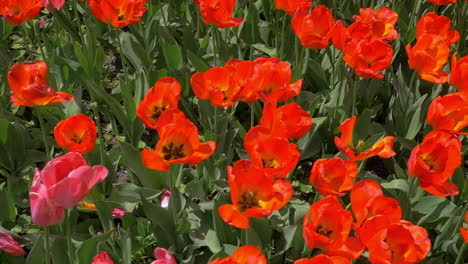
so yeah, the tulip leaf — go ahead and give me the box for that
[76,230,113,264]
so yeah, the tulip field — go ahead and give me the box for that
[1,0,468,263]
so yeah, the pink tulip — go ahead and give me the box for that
[92,251,114,264]
[160,190,171,208]
[43,0,65,10]
[0,232,25,256]
[111,208,125,219]
[151,248,177,264]
[39,152,108,209]
[29,170,65,226]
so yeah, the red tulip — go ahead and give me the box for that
[87,0,148,28]
[54,114,97,154]
[303,196,364,259]
[426,92,468,134]
[8,61,74,107]
[92,251,114,264]
[151,248,177,264]
[460,212,468,244]
[450,53,468,93]
[335,116,395,161]
[195,0,244,28]
[0,232,25,256]
[209,245,267,264]
[294,254,351,264]
[416,13,459,45]
[309,158,358,197]
[137,77,181,130]
[274,0,312,15]
[0,0,43,26]
[292,5,335,50]
[426,0,456,5]
[408,130,461,196]
[34,152,108,209]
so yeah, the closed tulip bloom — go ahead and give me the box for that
[450,53,468,92]
[151,248,177,264]
[0,232,25,256]
[142,110,216,171]
[36,152,109,209]
[8,61,74,107]
[244,126,300,179]
[292,5,334,49]
[29,170,65,226]
[294,254,351,264]
[274,0,312,15]
[54,114,97,154]
[309,158,358,197]
[335,116,396,161]
[427,0,456,5]
[137,77,181,130]
[342,39,393,79]
[426,92,468,134]
[195,0,244,28]
[259,101,312,140]
[0,0,43,26]
[43,0,65,10]
[408,130,461,197]
[303,196,364,259]
[87,0,148,28]
[92,251,114,264]
[209,245,267,264]
[460,212,468,244]
[358,217,431,264]
[218,160,292,229]
[406,34,450,84]
[416,12,459,45]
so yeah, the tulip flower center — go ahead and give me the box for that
[237,192,260,213]
[161,142,186,161]
[69,133,84,144]
[151,104,169,120]
[262,159,280,169]
[316,224,333,237]
[419,154,440,171]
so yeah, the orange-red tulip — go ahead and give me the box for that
[87,0,148,28]
[352,7,398,42]
[259,100,312,139]
[335,116,395,161]
[294,254,351,264]
[92,251,114,264]
[274,0,312,15]
[292,5,334,50]
[0,232,25,256]
[416,13,459,45]
[195,0,244,28]
[137,77,181,130]
[0,0,42,26]
[226,59,257,103]
[408,130,461,197]
[350,180,402,229]
[244,126,300,179]
[142,110,216,171]
[218,160,292,229]
[8,61,74,107]
[342,39,393,79]
[406,34,450,84]
[309,158,358,197]
[252,57,302,102]
[209,245,267,264]
[54,114,97,154]
[358,217,431,264]
[303,196,364,259]
[426,92,468,134]
[450,53,468,92]
[427,0,456,5]
[191,66,242,107]
[460,212,468,243]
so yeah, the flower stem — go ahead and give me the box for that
[36,108,51,160]
[65,210,75,264]
[279,13,287,59]
[44,226,51,264]
[455,240,467,264]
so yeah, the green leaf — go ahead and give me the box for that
[76,231,113,264]
[120,32,151,70]
[160,27,184,70]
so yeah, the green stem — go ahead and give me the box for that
[279,13,287,59]
[90,101,105,167]
[211,26,218,66]
[65,210,75,264]
[44,226,51,264]
[117,31,129,84]
[249,104,255,128]
[352,76,359,116]
[36,108,51,160]
[213,106,218,141]
[456,243,467,264]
